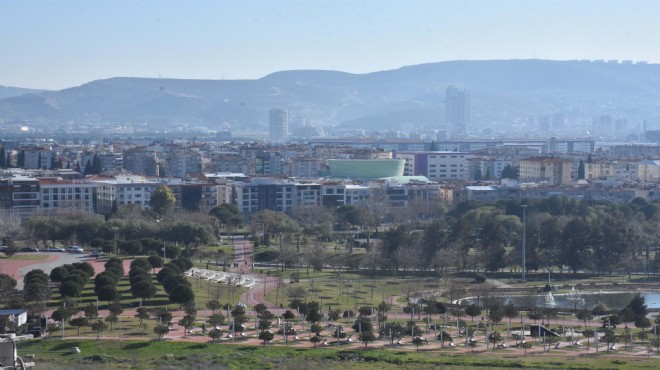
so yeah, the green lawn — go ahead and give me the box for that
[6,253,50,261]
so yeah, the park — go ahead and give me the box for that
[2,196,660,369]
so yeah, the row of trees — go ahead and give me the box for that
[375,197,660,275]
[50,262,95,298]
[156,257,195,306]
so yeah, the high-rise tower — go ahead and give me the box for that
[269,108,289,142]
[445,85,470,135]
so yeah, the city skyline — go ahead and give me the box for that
[3,0,660,89]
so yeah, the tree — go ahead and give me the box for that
[169,284,195,306]
[310,335,322,348]
[380,322,405,345]
[282,310,296,321]
[465,304,481,322]
[210,204,243,229]
[52,306,76,326]
[131,279,156,301]
[154,324,170,340]
[107,301,124,330]
[209,328,223,344]
[60,280,83,298]
[577,159,585,179]
[152,308,173,326]
[50,267,69,284]
[135,307,150,327]
[501,165,517,179]
[359,329,377,348]
[206,299,221,314]
[96,284,118,302]
[69,317,88,336]
[90,319,107,340]
[121,240,143,256]
[179,314,196,338]
[83,303,98,320]
[436,331,452,347]
[582,329,595,352]
[576,309,594,328]
[489,305,504,325]
[328,308,341,323]
[488,331,502,351]
[305,301,322,324]
[149,185,176,217]
[147,255,164,272]
[626,294,648,321]
[209,313,225,329]
[603,329,617,352]
[412,336,426,352]
[259,330,275,345]
[503,302,518,327]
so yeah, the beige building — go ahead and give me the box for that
[585,160,638,180]
[636,159,660,183]
[519,157,572,185]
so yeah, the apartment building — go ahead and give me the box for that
[91,175,159,213]
[394,151,471,181]
[518,157,572,185]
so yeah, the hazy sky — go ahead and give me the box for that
[3,0,660,90]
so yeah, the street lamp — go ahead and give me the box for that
[521,205,527,282]
[112,226,119,257]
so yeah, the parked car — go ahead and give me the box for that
[19,247,39,252]
[0,245,9,252]
[47,247,65,252]
[91,249,103,257]
[67,246,84,253]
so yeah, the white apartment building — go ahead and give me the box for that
[394,152,471,181]
[38,178,96,214]
[91,175,160,213]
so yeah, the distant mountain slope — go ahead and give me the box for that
[1,60,659,130]
[0,85,46,99]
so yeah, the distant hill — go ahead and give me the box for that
[2,60,660,131]
[0,85,46,99]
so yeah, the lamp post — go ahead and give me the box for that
[521,205,527,282]
[112,226,119,257]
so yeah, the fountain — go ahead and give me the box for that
[566,286,584,310]
[544,292,556,306]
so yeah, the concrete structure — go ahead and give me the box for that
[269,108,289,142]
[446,85,470,134]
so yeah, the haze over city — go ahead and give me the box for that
[3,0,660,89]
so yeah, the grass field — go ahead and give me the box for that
[15,338,660,370]
[5,253,50,261]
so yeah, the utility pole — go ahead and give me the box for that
[521,205,527,282]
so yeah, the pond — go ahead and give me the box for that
[459,288,660,310]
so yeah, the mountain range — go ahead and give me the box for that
[2,60,660,132]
